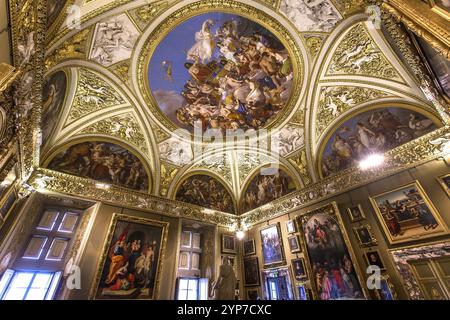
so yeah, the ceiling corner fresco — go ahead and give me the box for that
[38,0,448,214]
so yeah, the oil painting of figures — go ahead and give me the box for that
[42,71,67,144]
[243,169,296,211]
[175,175,235,213]
[371,183,446,244]
[321,108,438,177]
[298,206,365,300]
[93,216,167,300]
[260,224,285,266]
[47,142,149,191]
[149,13,294,132]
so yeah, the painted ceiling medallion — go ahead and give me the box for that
[147,12,296,133]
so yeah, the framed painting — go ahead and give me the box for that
[375,276,396,300]
[370,182,448,244]
[296,284,310,300]
[221,234,236,254]
[437,173,450,197]
[286,220,296,234]
[296,203,366,300]
[287,235,301,253]
[243,257,260,287]
[91,214,169,300]
[353,225,377,247]
[364,250,385,271]
[346,204,366,223]
[260,223,285,267]
[246,288,261,300]
[243,239,256,256]
[291,258,307,281]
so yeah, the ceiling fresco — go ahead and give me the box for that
[36,0,446,215]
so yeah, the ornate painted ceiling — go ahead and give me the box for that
[33,0,449,219]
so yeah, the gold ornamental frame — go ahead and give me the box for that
[353,224,378,247]
[370,180,449,245]
[259,222,286,268]
[437,173,450,197]
[136,0,305,138]
[89,213,169,300]
[346,204,366,223]
[295,202,369,300]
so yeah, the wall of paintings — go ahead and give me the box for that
[242,157,450,300]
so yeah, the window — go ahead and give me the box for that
[0,270,61,300]
[177,278,208,300]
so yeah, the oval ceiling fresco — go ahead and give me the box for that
[148,12,294,133]
[42,70,67,145]
[243,168,297,212]
[320,107,439,177]
[175,174,235,214]
[47,141,149,192]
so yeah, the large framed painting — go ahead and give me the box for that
[260,223,285,267]
[243,257,260,287]
[91,214,169,300]
[296,203,366,300]
[370,182,448,244]
[437,173,450,197]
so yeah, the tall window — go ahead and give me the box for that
[0,207,82,300]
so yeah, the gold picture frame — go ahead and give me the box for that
[353,225,378,247]
[346,204,366,223]
[437,173,450,197]
[260,223,286,267]
[370,181,448,245]
[90,214,169,300]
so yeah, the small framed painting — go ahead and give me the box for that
[291,258,307,281]
[287,235,301,253]
[243,257,260,286]
[353,225,377,247]
[243,239,256,256]
[375,276,396,300]
[222,234,236,254]
[346,204,366,222]
[364,250,385,271]
[297,285,310,300]
[437,173,450,197]
[246,288,261,300]
[286,220,296,233]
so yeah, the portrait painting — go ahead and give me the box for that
[243,239,256,256]
[260,223,285,266]
[297,203,365,300]
[42,71,67,144]
[288,235,301,253]
[346,204,365,222]
[246,288,261,300]
[438,173,450,197]
[364,250,385,271]
[47,141,149,192]
[92,214,168,300]
[370,182,447,244]
[243,257,260,286]
[222,234,236,254]
[175,175,234,214]
[291,258,307,281]
[353,225,377,247]
[243,168,296,211]
[148,12,294,133]
[47,0,67,27]
[321,107,439,177]
[286,219,296,233]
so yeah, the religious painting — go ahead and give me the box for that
[243,239,256,256]
[47,0,67,27]
[370,182,447,244]
[291,258,307,281]
[286,219,296,234]
[148,12,294,133]
[287,235,301,253]
[243,257,260,286]
[47,141,149,192]
[42,71,67,144]
[321,108,439,177]
[364,250,385,271]
[260,223,285,267]
[243,168,296,211]
[175,175,234,214]
[353,225,377,247]
[91,214,168,300]
[438,173,450,197]
[346,204,365,223]
[221,234,236,254]
[297,203,366,300]
[246,288,261,300]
